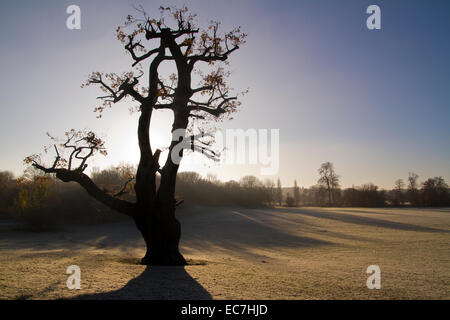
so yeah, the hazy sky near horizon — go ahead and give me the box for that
[0,0,449,188]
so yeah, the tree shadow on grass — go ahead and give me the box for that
[275,207,449,233]
[181,209,332,253]
[73,266,212,300]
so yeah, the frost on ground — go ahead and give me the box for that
[0,207,449,299]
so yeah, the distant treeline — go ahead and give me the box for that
[0,168,129,230]
[294,179,450,207]
[283,164,450,208]
[0,163,449,230]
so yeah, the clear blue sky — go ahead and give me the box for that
[0,0,449,188]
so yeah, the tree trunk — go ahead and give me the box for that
[134,203,186,265]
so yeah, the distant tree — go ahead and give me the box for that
[317,162,340,206]
[25,6,247,265]
[0,171,14,185]
[407,172,420,206]
[342,187,359,207]
[12,174,60,230]
[0,171,16,215]
[342,183,386,207]
[300,186,314,206]
[311,184,328,206]
[362,183,385,206]
[293,180,300,206]
[206,173,219,184]
[264,179,275,206]
[408,172,419,190]
[421,177,449,206]
[177,171,202,185]
[276,178,283,206]
[240,175,261,189]
[285,193,295,207]
[0,171,15,199]
[91,164,136,196]
[393,179,405,205]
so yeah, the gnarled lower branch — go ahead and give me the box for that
[32,163,136,217]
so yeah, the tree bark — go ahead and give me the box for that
[134,204,186,265]
[132,107,187,265]
[139,110,189,265]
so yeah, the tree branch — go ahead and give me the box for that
[188,105,226,117]
[125,36,160,66]
[191,85,213,94]
[32,163,135,217]
[189,46,239,66]
[113,176,135,197]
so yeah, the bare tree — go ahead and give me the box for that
[408,172,419,190]
[317,162,340,206]
[393,178,405,205]
[240,175,261,189]
[407,172,420,206]
[26,6,246,265]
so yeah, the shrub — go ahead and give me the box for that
[12,176,60,231]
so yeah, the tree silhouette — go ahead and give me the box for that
[317,162,340,206]
[421,176,449,206]
[285,192,295,207]
[264,179,275,206]
[407,172,420,206]
[393,178,405,205]
[25,6,246,265]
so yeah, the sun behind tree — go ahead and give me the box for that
[25,6,247,265]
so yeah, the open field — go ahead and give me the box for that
[0,207,449,299]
